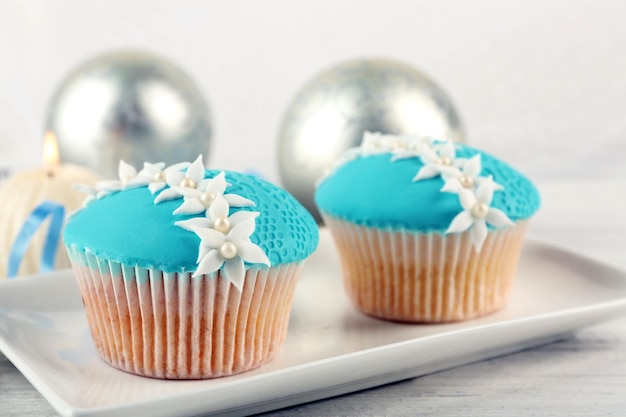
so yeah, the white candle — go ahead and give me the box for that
[0,132,99,278]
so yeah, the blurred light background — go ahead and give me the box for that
[1,0,625,183]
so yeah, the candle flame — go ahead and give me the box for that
[43,131,60,167]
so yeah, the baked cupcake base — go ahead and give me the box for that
[67,247,301,379]
[323,215,529,323]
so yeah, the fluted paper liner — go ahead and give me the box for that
[66,247,301,379]
[323,215,529,322]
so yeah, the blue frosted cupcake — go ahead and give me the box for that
[64,156,318,379]
[315,132,540,322]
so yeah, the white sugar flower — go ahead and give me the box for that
[360,131,393,156]
[73,184,106,208]
[189,218,270,290]
[96,160,149,193]
[154,155,207,204]
[136,161,191,194]
[413,141,461,181]
[362,132,431,160]
[71,170,139,216]
[445,177,514,252]
[171,171,254,215]
[175,196,259,233]
[390,136,436,162]
[389,143,421,161]
[440,155,504,193]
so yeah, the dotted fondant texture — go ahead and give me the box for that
[225,171,319,265]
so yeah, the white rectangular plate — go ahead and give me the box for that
[2,229,626,417]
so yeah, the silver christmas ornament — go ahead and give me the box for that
[46,50,212,178]
[277,58,465,222]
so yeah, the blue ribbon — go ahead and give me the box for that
[8,200,66,279]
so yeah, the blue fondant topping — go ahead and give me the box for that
[64,170,319,272]
[315,143,540,231]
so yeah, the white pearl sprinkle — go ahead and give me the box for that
[213,217,231,233]
[152,171,165,182]
[199,191,216,207]
[180,177,196,188]
[392,141,406,149]
[437,157,452,166]
[471,202,489,219]
[219,242,238,259]
[459,175,475,188]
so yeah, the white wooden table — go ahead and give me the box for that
[2,179,626,416]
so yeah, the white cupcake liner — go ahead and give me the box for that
[323,215,529,322]
[66,246,301,379]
